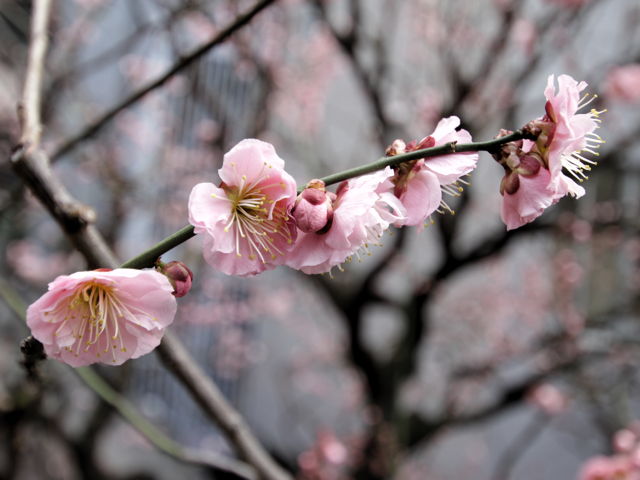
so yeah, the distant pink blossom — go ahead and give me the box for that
[528,383,568,414]
[546,0,590,7]
[189,139,297,276]
[578,455,638,480]
[604,64,640,102]
[286,168,405,274]
[511,19,537,56]
[389,116,478,227]
[26,269,177,367]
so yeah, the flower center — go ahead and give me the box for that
[46,281,148,362]
[221,174,292,263]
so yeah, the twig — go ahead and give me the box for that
[74,366,258,480]
[19,0,51,148]
[157,333,292,480]
[50,0,276,162]
[492,411,550,480]
[11,147,120,268]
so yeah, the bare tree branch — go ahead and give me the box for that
[50,0,276,162]
[18,0,51,148]
[492,411,551,480]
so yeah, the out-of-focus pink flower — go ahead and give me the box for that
[511,19,537,56]
[389,116,478,228]
[528,383,568,415]
[156,260,193,298]
[291,179,334,233]
[546,0,590,8]
[26,269,177,367]
[188,139,297,276]
[604,64,640,102]
[615,429,638,454]
[578,455,636,480]
[286,168,405,274]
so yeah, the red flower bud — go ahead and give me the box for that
[156,261,193,297]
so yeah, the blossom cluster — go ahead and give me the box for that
[188,118,478,276]
[26,74,603,367]
[189,74,602,274]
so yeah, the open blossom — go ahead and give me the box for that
[26,269,177,367]
[188,139,297,276]
[388,116,478,228]
[285,167,405,274]
[499,74,604,230]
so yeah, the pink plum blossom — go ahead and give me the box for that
[188,139,298,276]
[286,167,405,274]
[498,75,603,230]
[26,268,177,367]
[388,116,478,228]
[499,139,559,230]
[604,64,640,102]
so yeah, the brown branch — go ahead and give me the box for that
[11,146,120,269]
[11,3,292,479]
[50,0,276,162]
[157,333,292,480]
[19,0,51,148]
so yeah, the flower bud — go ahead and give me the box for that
[517,153,543,176]
[156,260,193,297]
[500,171,520,195]
[291,180,334,234]
[385,139,407,156]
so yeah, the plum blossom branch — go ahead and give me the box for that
[50,0,276,162]
[120,129,536,270]
[310,129,535,192]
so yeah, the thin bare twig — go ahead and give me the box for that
[50,0,276,161]
[157,333,292,480]
[492,411,551,480]
[19,0,51,148]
